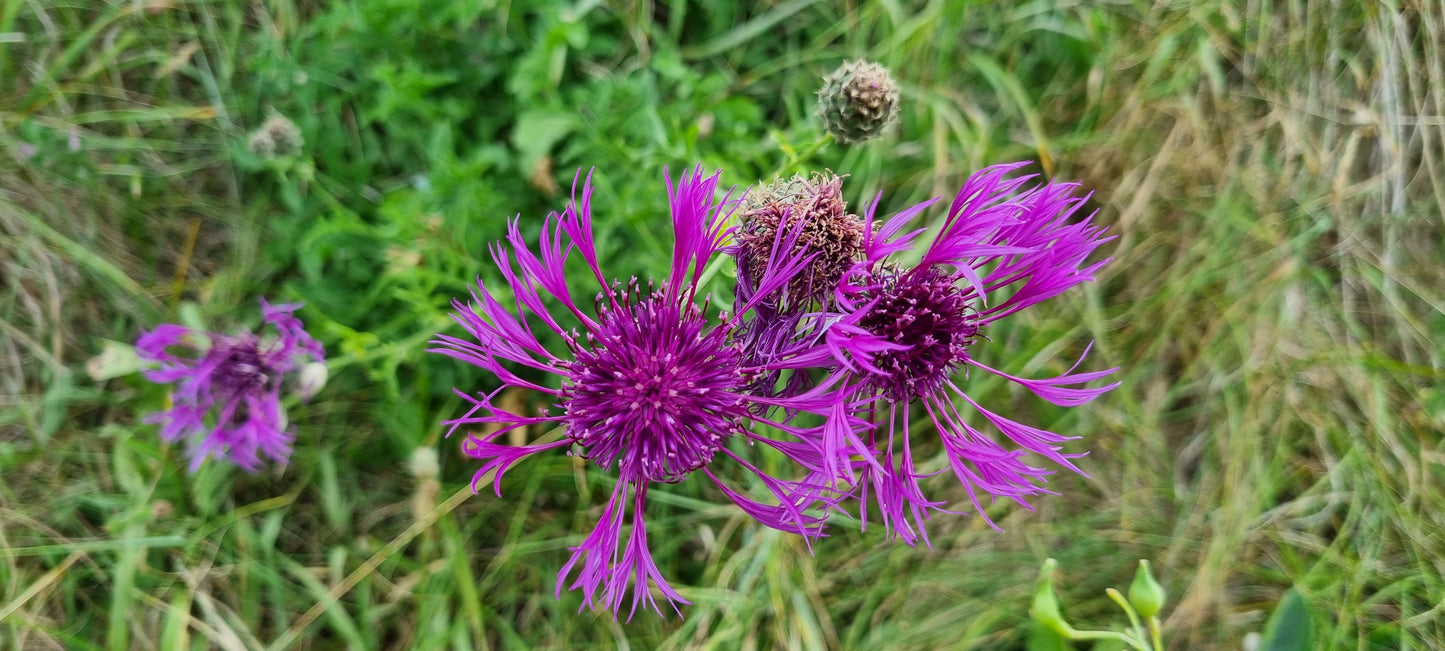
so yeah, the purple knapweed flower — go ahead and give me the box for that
[822,162,1119,545]
[430,165,860,619]
[136,299,324,472]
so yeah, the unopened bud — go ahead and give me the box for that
[1031,558,1074,636]
[1128,559,1167,618]
[816,60,900,144]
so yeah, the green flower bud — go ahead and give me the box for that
[816,60,900,144]
[1031,558,1074,636]
[1128,559,1167,618]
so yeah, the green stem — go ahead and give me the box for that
[1107,587,1150,647]
[1066,628,1150,651]
[772,132,834,177]
[1148,617,1165,651]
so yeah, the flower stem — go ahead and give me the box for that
[1148,616,1165,651]
[1107,586,1149,647]
[1066,628,1150,651]
[773,133,834,177]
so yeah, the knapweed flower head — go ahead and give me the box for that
[735,171,867,310]
[430,165,863,619]
[136,299,324,472]
[822,162,1118,544]
[816,60,901,144]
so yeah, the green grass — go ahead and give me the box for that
[3,0,1443,648]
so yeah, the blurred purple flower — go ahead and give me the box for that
[430,165,858,619]
[136,299,324,472]
[822,162,1119,545]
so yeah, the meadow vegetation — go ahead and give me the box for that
[1,0,1442,648]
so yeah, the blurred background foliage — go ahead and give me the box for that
[2,0,1443,648]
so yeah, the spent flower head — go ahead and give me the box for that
[430,165,863,619]
[735,171,867,310]
[247,113,303,158]
[136,299,324,472]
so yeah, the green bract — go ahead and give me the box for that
[816,60,900,144]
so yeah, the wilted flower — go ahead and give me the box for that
[136,299,324,472]
[735,171,866,310]
[816,60,900,144]
[246,130,276,158]
[822,162,1118,544]
[430,165,860,618]
[247,113,303,158]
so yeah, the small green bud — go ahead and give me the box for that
[816,60,900,144]
[1030,558,1074,636]
[1128,559,1167,618]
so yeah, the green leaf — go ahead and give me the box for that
[511,109,578,172]
[86,339,143,382]
[680,0,819,60]
[1261,589,1312,651]
[38,369,74,442]
[317,450,348,533]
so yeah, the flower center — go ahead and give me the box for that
[856,267,979,401]
[209,337,277,396]
[561,286,745,483]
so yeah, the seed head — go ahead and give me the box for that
[247,113,304,158]
[262,114,304,155]
[247,130,276,158]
